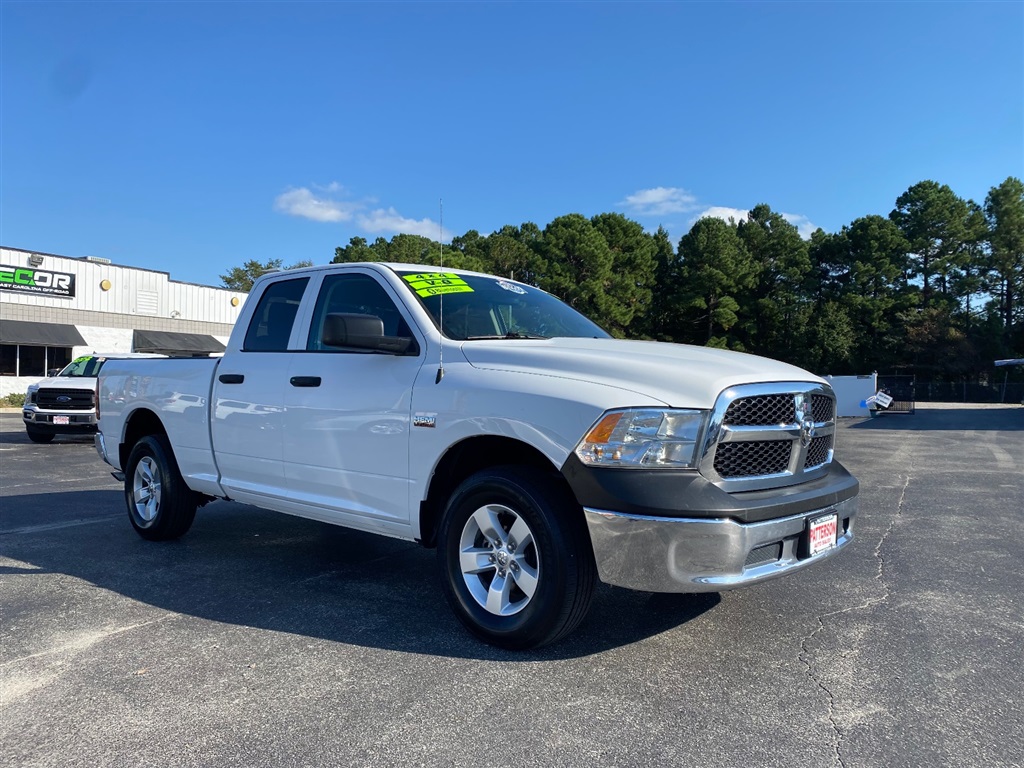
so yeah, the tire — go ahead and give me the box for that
[124,434,198,541]
[26,427,55,444]
[437,466,597,650]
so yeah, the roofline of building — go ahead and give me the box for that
[0,244,245,294]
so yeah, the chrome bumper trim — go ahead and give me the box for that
[23,408,97,426]
[583,496,857,593]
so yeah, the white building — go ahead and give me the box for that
[0,246,248,397]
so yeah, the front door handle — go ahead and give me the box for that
[290,376,322,388]
[219,374,244,384]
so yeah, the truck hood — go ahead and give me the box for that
[458,338,824,408]
[29,377,95,391]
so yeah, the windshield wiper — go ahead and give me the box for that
[464,332,550,340]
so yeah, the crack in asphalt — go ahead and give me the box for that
[798,444,915,768]
[1,514,122,536]
[1,613,180,668]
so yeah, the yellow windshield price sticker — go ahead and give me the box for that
[72,356,91,364]
[403,272,474,297]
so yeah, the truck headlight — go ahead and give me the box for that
[26,387,38,404]
[574,408,707,469]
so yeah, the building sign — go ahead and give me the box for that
[0,265,76,298]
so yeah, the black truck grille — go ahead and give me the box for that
[804,435,833,468]
[36,388,95,411]
[811,394,834,423]
[714,440,792,478]
[722,394,794,426]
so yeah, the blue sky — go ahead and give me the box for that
[2,1,1022,287]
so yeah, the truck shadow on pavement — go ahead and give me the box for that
[0,429,96,444]
[849,405,1024,432]
[1,490,719,661]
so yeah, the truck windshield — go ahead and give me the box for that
[58,357,104,377]
[395,271,610,341]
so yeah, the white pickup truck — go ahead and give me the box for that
[96,262,858,649]
[23,353,164,443]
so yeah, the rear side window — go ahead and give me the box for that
[243,278,309,352]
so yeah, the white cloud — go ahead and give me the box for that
[357,207,452,241]
[273,184,450,240]
[619,187,699,216]
[692,206,751,226]
[622,182,820,242]
[781,213,818,239]
[690,207,817,240]
[273,187,356,223]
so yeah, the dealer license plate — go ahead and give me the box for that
[808,513,838,556]
[53,415,70,425]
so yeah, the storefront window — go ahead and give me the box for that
[0,345,73,376]
[48,347,71,372]
[18,345,46,376]
[0,345,15,376]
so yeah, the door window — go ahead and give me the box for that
[306,273,413,351]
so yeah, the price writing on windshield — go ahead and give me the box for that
[403,273,475,297]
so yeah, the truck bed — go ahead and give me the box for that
[98,356,224,497]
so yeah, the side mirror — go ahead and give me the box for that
[322,313,414,354]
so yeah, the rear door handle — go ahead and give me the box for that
[219,374,244,384]
[290,376,322,388]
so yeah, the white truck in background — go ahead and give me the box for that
[95,263,859,649]
[22,353,163,443]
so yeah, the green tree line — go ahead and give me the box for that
[229,177,1024,378]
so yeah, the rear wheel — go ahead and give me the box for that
[124,434,198,541]
[437,466,596,650]
[26,427,55,444]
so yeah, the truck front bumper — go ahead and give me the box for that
[23,408,98,434]
[583,495,856,593]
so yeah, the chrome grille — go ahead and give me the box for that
[714,440,791,478]
[723,395,794,426]
[700,382,837,492]
[36,388,95,411]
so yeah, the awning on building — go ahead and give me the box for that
[0,319,86,346]
[133,329,226,356]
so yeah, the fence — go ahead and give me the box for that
[876,375,916,413]
[913,380,1024,404]
[873,374,1024,406]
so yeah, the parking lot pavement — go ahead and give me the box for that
[1,406,1022,768]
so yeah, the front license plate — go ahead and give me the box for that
[53,415,70,425]
[808,513,838,556]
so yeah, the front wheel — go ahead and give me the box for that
[26,427,55,444]
[437,466,596,650]
[124,434,198,541]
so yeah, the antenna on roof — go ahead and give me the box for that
[435,198,445,384]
